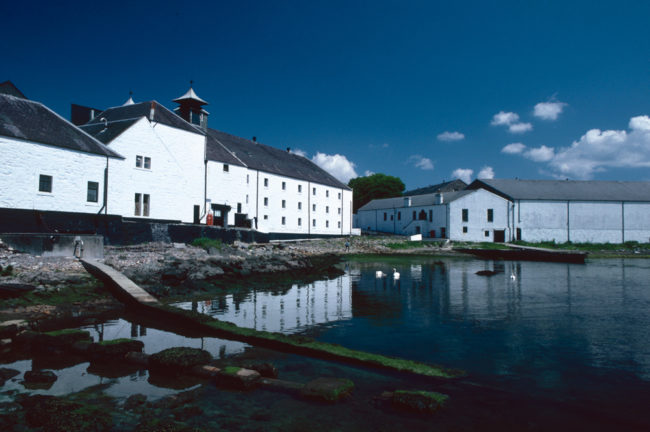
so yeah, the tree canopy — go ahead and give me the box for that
[348,173,405,213]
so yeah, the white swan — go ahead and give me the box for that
[392,268,400,279]
[376,270,386,278]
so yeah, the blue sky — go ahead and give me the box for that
[3,1,649,189]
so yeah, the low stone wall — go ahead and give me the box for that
[0,234,104,259]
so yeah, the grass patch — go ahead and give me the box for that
[0,279,107,309]
[452,242,511,250]
[386,241,434,250]
[97,338,133,346]
[190,237,224,251]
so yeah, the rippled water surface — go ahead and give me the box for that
[3,257,650,431]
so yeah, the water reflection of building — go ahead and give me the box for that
[194,275,353,333]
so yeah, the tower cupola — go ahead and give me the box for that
[173,81,209,130]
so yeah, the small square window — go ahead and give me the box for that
[246,194,249,203]
[384,212,387,221]
[462,209,469,222]
[326,220,329,228]
[485,230,490,237]
[338,207,341,215]
[282,200,286,208]
[264,197,268,206]
[298,185,302,193]
[312,219,316,227]
[263,215,268,220]
[135,155,143,168]
[87,181,99,202]
[326,206,329,213]
[338,192,341,199]
[39,174,52,193]
[144,157,151,169]
[223,163,229,172]
[298,218,302,226]
[264,178,269,187]
[246,174,249,184]
[298,202,302,210]
[312,204,316,211]
[326,190,329,197]
[463,226,468,233]
[338,221,341,228]
[487,209,494,223]
[134,193,141,216]
[397,212,401,220]
[282,216,286,225]
[282,181,286,190]
[312,187,316,195]
[412,211,416,220]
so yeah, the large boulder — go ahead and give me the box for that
[89,338,144,358]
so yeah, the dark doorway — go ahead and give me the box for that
[494,229,505,243]
[415,226,421,234]
[516,228,522,241]
[440,227,446,238]
[193,205,200,224]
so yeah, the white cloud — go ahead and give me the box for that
[508,122,533,133]
[504,115,650,179]
[364,170,375,176]
[311,152,358,183]
[548,115,650,179]
[534,101,567,121]
[477,166,495,179]
[501,142,526,154]
[437,131,465,142]
[524,145,555,162]
[452,168,473,183]
[408,155,434,170]
[491,111,532,134]
[491,111,519,126]
[291,148,307,157]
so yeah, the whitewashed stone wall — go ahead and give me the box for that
[514,200,650,243]
[249,170,350,235]
[448,189,511,241]
[104,118,205,222]
[206,162,253,224]
[0,136,108,213]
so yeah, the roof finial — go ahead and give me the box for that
[190,80,194,88]
[123,90,135,106]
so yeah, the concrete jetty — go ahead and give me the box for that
[80,259,159,305]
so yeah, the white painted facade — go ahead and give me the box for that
[105,118,205,222]
[357,189,510,242]
[513,200,650,243]
[0,136,108,213]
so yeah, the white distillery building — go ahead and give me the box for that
[78,86,353,235]
[356,188,511,242]
[0,82,353,237]
[467,179,650,243]
[0,93,123,213]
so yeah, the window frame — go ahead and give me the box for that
[38,174,52,193]
[87,181,99,203]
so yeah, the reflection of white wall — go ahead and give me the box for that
[185,276,352,334]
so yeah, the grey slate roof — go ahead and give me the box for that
[403,179,467,196]
[79,118,140,144]
[359,190,473,211]
[84,101,204,136]
[206,128,351,190]
[468,179,650,202]
[0,94,123,158]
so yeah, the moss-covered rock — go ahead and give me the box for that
[215,366,261,390]
[300,377,354,402]
[149,347,212,371]
[19,394,112,432]
[38,329,92,349]
[23,369,57,384]
[89,338,144,358]
[392,390,448,413]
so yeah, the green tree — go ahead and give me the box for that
[348,173,405,213]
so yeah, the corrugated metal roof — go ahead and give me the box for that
[469,179,650,202]
[207,128,351,190]
[0,94,123,158]
[359,190,473,211]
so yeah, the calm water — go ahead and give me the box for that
[3,257,650,430]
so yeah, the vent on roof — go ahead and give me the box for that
[435,193,443,204]
[404,197,411,207]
